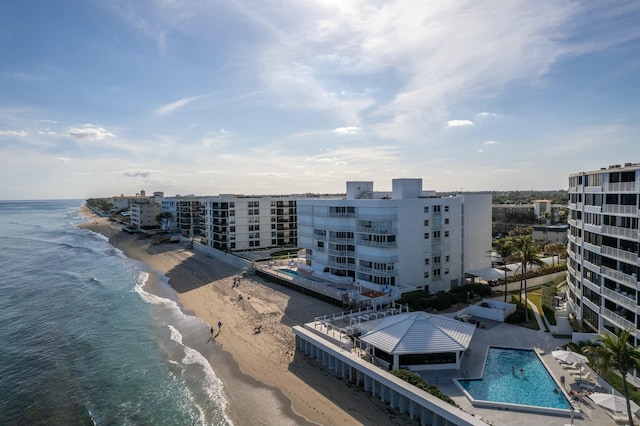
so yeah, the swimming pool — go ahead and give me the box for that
[279,268,299,276]
[456,347,571,414]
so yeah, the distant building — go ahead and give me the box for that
[566,162,640,344]
[110,189,154,211]
[162,196,204,237]
[492,201,565,236]
[201,194,299,252]
[297,179,492,294]
[130,201,162,230]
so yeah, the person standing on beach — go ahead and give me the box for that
[210,327,214,337]
[218,320,222,329]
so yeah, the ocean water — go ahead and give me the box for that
[0,200,232,425]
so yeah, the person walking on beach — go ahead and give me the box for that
[218,320,222,329]
[210,327,214,337]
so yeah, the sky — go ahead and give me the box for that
[1,1,640,200]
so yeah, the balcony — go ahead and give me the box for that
[601,266,638,287]
[601,287,636,311]
[601,307,635,331]
[602,204,639,216]
[325,260,355,270]
[328,236,354,244]
[356,265,397,276]
[601,225,639,241]
[356,226,396,234]
[327,248,355,256]
[606,182,639,193]
[357,239,397,249]
[601,246,638,264]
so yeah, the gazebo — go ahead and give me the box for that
[359,311,476,371]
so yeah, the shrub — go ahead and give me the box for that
[391,370,458,407]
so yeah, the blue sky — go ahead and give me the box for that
[1,1,639,200]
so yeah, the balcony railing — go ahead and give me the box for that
[601,266,638,287]
[601,246,638,264]
[325,260,355,270]
[328,236,354,244]
[601,225,639,240]
[601,287,636,311]
[606,182,639,193]
[357,239,397,248]
[327,248,355,256]
[356,265,397,276]
[601,307,635,331]
[356,226,396,234]
[602,204,639,215]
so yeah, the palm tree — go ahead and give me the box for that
[492,238,515,302]
[584,330,640,426]
[511,233,544,322]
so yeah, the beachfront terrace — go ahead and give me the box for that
[254,260,397,308]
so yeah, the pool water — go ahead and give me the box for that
[459,347,571,410]
[279,268,299,276]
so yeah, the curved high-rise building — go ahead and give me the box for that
[567,163,640,344]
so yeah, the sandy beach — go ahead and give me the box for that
[79,208,402,426]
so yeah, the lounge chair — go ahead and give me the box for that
[562,362,578,370]
[606,410,633,424]
[569,368,587,377]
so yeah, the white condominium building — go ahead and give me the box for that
[130,201,161,230]
[161,196,204,236]
[567,163,640,343]
[297,179,492,294]
[201,194,299,252]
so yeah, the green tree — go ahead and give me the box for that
[492,238,515,302]
[510,229,544,322]
[584,330,640,426]
[156,211,173,230]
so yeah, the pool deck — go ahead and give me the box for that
[427,317,623,425]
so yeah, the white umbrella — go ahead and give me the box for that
[551,350,588,365]
[552,350,589,382]
[589,392,640,414]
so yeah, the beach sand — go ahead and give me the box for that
[79,209,403,426]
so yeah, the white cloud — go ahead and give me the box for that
[54,157,71,163]
[446,120,474,127]
[65,125,117,141]
[0,130,28,137]
[154,95,204,116]
[332,126,361,135]
[484,140,498,145]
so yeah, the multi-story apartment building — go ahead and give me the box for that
[201,194,299,252]
[130,201,162,230]
[297,179,492,294]
[567,163,640,344]
[161,196,204,237]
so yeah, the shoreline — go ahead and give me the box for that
[78,207,402,425]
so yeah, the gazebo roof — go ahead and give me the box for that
[359,311,476,355]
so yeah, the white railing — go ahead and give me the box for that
[606,182,638,192]
[601,307,635,331]
[357,239,397,249]
[601,225,638,240]
[356,265,397,276]
[601,266,638,287]
[601,246,638,264]
[602,204,639,215]
[601,287,636,311]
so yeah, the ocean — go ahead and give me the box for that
[0,200,237,425]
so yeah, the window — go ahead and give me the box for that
[445,255,450,262]
[424,219,429,226]
[444,218,449,225]
[433,230,440,238]
[444,206,449,212]
[424,233,429,239]
[424,259,429,265]
[433,256,441,263]
[424,206,429,213]
[433,269,441,277]
[444,230,449,237]
[424,272,429,278]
